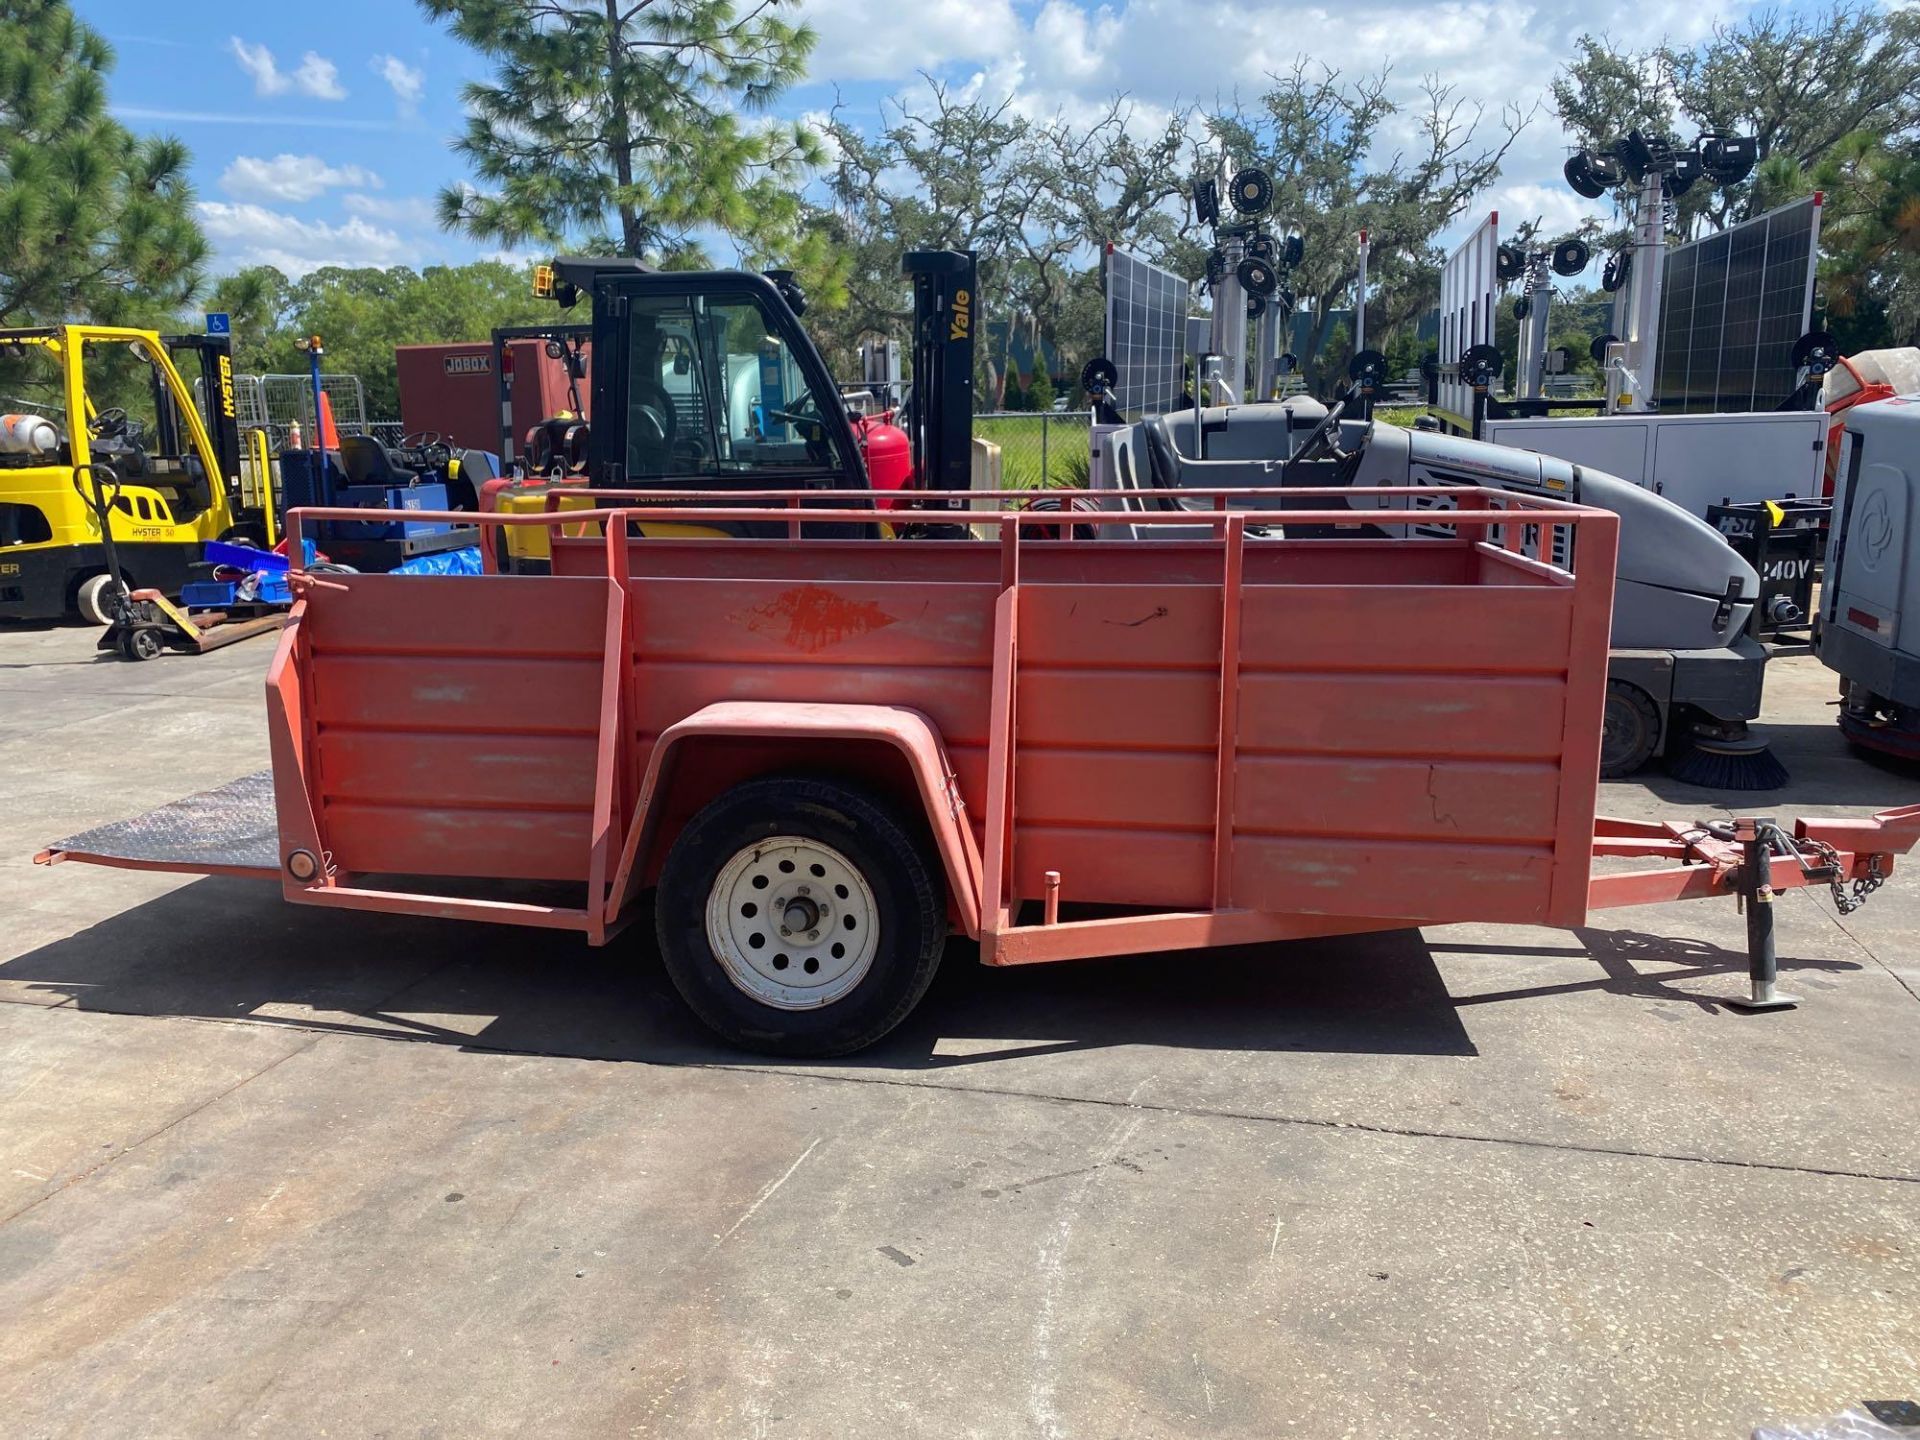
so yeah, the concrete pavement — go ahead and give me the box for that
[2,618,1916,1438]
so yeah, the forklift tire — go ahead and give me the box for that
[75,573,117,627]
[655,774,946,1057]
[1600,679,1661,778]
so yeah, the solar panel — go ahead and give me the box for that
[1656,196,1820,413]
[1104,248,1189,419]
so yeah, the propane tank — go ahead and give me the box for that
[0,413,60,457]
[855,415,912,506]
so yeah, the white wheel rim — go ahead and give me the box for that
[705,836,880,1010]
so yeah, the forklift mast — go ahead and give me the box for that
[903,250,976,492]
[162,334,245,499]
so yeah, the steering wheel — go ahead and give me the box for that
[1285,398,1351,477]
[88,407,129,439]
[399,429,453,469]
[626,382,679,476]
[764,389,826,429]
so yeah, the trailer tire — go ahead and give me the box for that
[655,774,946,1056]
[1601,679,1662,778]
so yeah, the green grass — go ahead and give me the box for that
[975,414,1092,489]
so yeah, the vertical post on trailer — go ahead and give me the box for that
[1519,257,1553,403]
[1210,232,1247,404]
[1728,818,1797,1011]
[1354,230,1368,356]
[979,515,1021,957]
[1193,356,1215,459]
[1253,304,1278,402]
[1211,514,1246,909]
[1617,171,1665,414]
[1207,157,1246,403]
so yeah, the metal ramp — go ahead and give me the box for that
[35,771,280,879]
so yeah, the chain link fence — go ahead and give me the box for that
[973,412,1093,489]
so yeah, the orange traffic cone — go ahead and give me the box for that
[317,390,342,450]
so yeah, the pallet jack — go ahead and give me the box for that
[77,463,286,661]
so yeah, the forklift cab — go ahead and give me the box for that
[78,332,240,524]
[577,263,866,493]
[0,325,253,621]
[483,253,975,568]
[1,328,234,525]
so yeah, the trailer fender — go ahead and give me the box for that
[614,702,984,938]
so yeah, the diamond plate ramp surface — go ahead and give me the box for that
[40,771,280,876]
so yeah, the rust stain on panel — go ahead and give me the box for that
[731,584,898,654]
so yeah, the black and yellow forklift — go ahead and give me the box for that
[0,325,274,623]
[482,252,976,569]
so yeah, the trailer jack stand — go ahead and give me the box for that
[1727,819,1797,1012]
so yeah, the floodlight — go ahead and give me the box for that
[1700,132,1757,187]
[1550,237,1591,276]
[1564,149,1621,199]
[1236,257,1277,297]
[1615,129,1672,184]
[1194,177,1220,227]
[1664,150,1703,197]
[1229,167,1274,216]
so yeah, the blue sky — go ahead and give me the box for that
[86,0,1762,281]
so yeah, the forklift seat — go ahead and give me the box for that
[339,435,411,487]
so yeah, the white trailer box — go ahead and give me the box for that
[1483,411,1827,517]
[1823,397,1920,738]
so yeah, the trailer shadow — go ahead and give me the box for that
[3,875,1862,1071]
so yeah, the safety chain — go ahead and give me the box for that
[1797,834,1885,915]
[1840,853,1886,915]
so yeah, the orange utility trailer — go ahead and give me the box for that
[38,488,1920,1053]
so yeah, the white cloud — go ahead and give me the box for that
[343,192,439,228]
[197,201,407,277]
[221,154,383,203]
[293,53,347,101]
[229,38,347,101]
[796,0,1021,81]
[115,105,389,131]
[373,53,426,111]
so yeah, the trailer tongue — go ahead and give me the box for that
[35,489,1920,1054]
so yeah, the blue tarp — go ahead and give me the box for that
[392,547,484,576]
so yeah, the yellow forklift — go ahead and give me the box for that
[0,324,273,623]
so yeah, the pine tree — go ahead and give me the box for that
[421,0,822,263]
[0,0,207,325]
